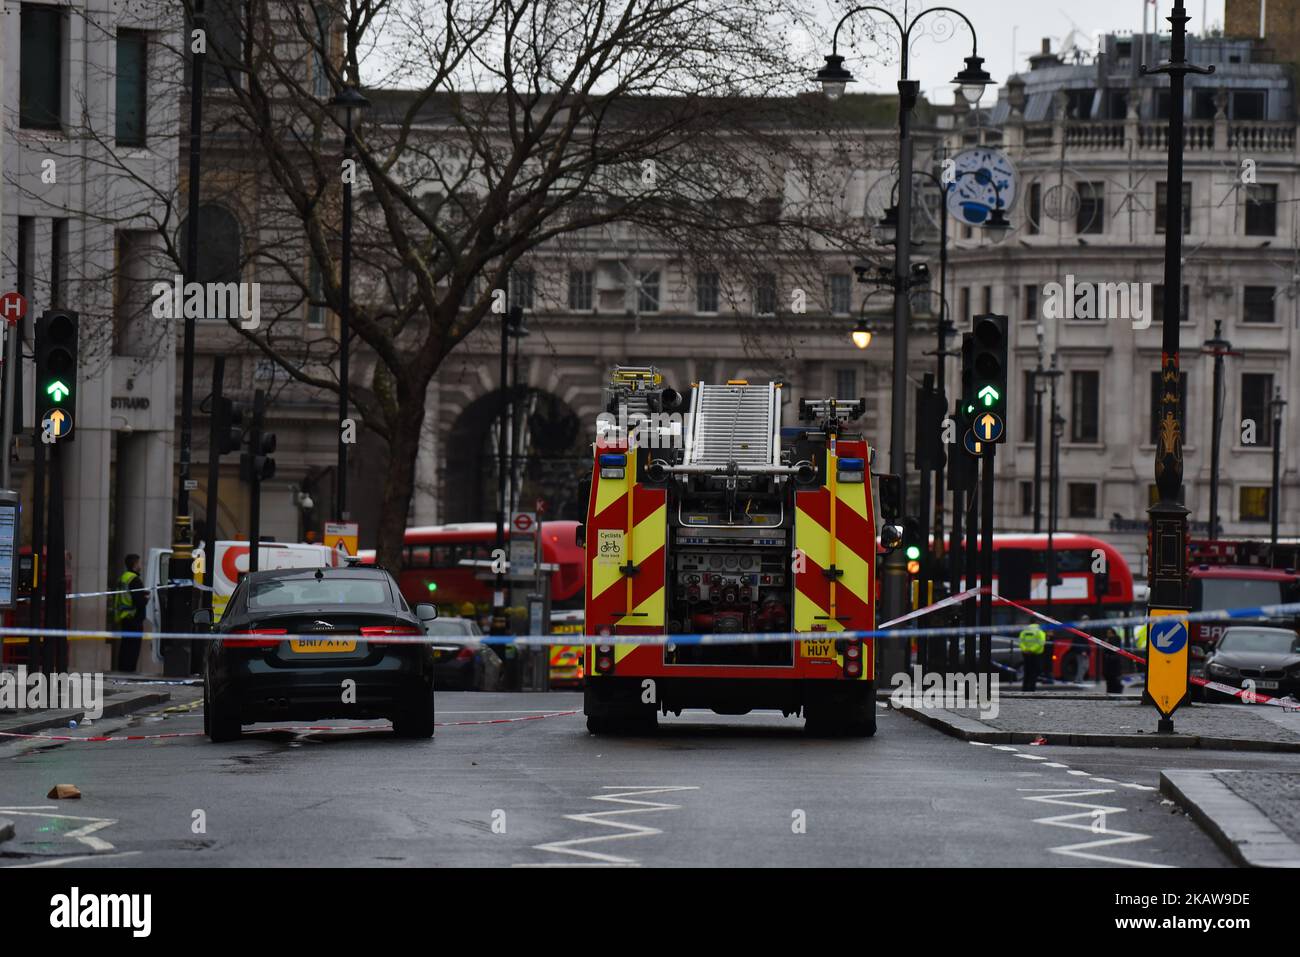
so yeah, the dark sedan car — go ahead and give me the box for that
[1203,626,1300,702]
[199,566,439,741]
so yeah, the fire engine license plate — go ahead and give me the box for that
[1253,680,1279,690]
[289,639,358,654]
[800,639,836,659]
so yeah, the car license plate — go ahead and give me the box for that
[1254,680,1279,690]
[289,638,358,654]
[800,639,836,659]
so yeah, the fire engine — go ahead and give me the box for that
[582,366,879,736]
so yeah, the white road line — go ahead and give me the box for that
[4,851,141,868]
[1014,753,1047,760]
[527,786,699,866]
[1067,769,1091,776]
[1091,777,1117,784]
[1041,762,1069,768]
[992,745,1019,752]
[0,808,119,852]
[1018,787,1168,868]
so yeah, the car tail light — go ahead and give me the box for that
[455,647,474,661]
[223,628,287,648]
[359,625,424,644]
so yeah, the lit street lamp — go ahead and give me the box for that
[851,317,874,350]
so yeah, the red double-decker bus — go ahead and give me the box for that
[364,522,585,614]
[949,533,1136,681]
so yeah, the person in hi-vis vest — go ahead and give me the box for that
[114,554,149,671]
[1018,623,1046,692]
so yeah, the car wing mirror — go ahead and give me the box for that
[192,608,213,630]
[414,603,439,624]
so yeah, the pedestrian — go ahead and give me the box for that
[1018,622,1046,692]
[1102,626,1124,694]
[113,554,149,672]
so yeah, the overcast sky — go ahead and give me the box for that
[854,0,1230,106]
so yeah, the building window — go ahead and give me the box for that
[696,271,719,313]
[204,0,247,88]
[834,368,857,400]
[1027,182,1041,235]
[1232,89,1266,120]
[509,269,534,310]
[1076,181,1105,234]
[1149,371,1188,445]
[1241,373,1275,447]
[51,219,68,310]
[1070,370,1100,443]
[1240,486,1271,522]
[307,259,325,327]
[20,4,63,130]
[829,274,852,315]
[959,286,970,325]
[1152,284,1189,323]
[636,271,661,313]
[17,218,34,300]
[1245,185,1278,236]
[312,4,332,98]
[754,272,776,315]
[1243,286,1276,324]
[1019,481,1034,516]
[115,31,148,146]
[568,270,593,311]
[1023,284,1039,323]
[1068,483,1098,518]
[1155,181,1191,234]
[180,204,242,300]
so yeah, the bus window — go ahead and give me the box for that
[430,545,452,567]
[1196,577,1283,611]
[408,545,431,567]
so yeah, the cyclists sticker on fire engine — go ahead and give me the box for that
[596,529,624,565]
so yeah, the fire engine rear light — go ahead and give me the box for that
[836,458,865,483]
[223,628,287,648]
[845,659,862,676]
[595,644,615,674]
[599,453,627,480]
[842,639,863,677]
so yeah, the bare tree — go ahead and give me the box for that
[73,0,895,567]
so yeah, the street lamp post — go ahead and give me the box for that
[1141,0,1213,732]
[1201,320,1238,541]
[163,0,208,676]
[816,5,989,629]
[1271,387,1287,559]
[329,85,370,523]
[1047,354,1063,610]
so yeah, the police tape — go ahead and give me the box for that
[6,595,1300,646]
[12,581,205,603]
[0,710,582,743]
[999,594,1299,709]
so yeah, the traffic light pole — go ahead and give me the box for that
[28,437,45,671]
[44,440,66,674]
[978,444,995,676]
[204,356,225,610]
[249,389,266,573]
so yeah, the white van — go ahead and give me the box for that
[143,542,341,665]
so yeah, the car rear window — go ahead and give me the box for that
[425,620,475,636]
[250,577,392,608]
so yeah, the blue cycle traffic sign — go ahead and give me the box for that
[1150,618,1188,655]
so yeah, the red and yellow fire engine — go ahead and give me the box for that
[583,367,878,736]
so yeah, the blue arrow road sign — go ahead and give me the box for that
[1150,618,1187,654]
[963,429,985,456]
[975,412,1004,443]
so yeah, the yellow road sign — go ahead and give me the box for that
[324,521,359,557]
[1145,608,1190,718]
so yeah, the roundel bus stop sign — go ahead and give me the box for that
[1145,610,1190,719]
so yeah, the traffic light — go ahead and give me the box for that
[902,517,923,575]
[216,398,245,455]
[970,313,1008,425]
[34,310,78,442]
[240,394,276,483]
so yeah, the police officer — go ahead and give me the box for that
[114,554,149,672]
[1018,622,1046,692]
[1135,622,1149,653]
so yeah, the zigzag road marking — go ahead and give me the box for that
[1018,787,1170,868]
[525,786,700,866]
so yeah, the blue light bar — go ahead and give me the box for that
[599,453,627,467]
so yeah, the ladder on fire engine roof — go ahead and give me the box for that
[684,381,782,471]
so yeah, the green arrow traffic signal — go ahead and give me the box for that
[46,380,69,402]
[978,384,999,407]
